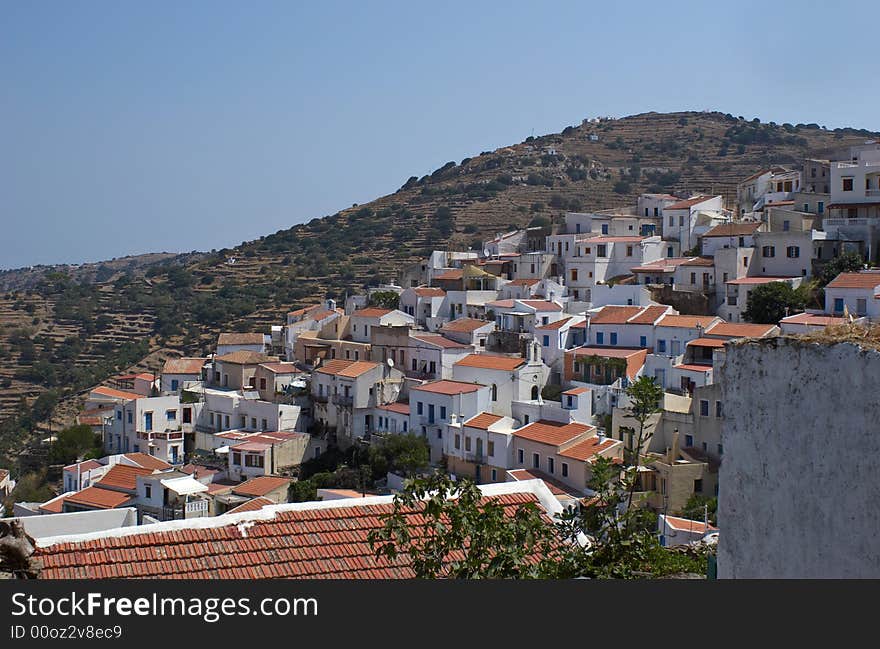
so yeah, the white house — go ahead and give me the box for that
[348,308,415,344]
[409,379,492,464]
[824,271,880,319]
[438,317,495,348]
[160,357,207,394]
[407,333,473,380]
[752,231,814,278]
[720,276,802,323]
[399,287,446,327]
[216,333,269,356]
[662,195,725,253]
[585,305,673,349]
[564,235,664,298]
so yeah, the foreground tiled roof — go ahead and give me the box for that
[519,300,563,312]
[231,476,291,498]
[33,488,551,579]
[454,354,526,371]
[535,317,574,330]
[705,322,778,338]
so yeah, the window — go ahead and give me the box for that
[669,215,674,226]
[251,417,257,429]
[842,177,854,192]
[717,444,724,456]
[491,469,497,481]
[116,410,122,421]
[694,479,703,493]
[596,332,604,345]
[561,462,568,477]
[232,452,241,465]
[518,449,524,464]
[144,412,153,431]
[429,361,437,374]
[857,298,867,315]
[786,246,800,258]
[571,269,578,282]
[542,335,550,347]
[783,220,790,232]
[610,332,618,346]
[171,379,179,392]
[440,406,446,420]
[127,411,133,425]
[260,378,267,390]
[183,408,192,424]
[657,339,666,353]
[699,400,709,416]
[491,384,497,401]
[245,454,265,468]
[225,415,230,429]
[523,414,530,425]
[639,335,647,348]
[626,246,633,257]
[685,434,694,447]
[601,224,609,235]
[412,358,417,371]
[166,410,177,421]
[417,402,423,415]
[833,298,844,313]
[145,484,152,499]
[597,245,607,258]
[488,440,495,457]
[465,437,471,451]
[666,246,674,258]
[532,453,540,469]
[690,272,696,284]
[762,246,775,258]
[547,457,555,474]
[715,401,723,418]
[818,202,824,214]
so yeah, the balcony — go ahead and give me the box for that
[463,451,485,464]
[312,393,329,404]
[332,394,354,407]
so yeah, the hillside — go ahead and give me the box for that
[1,109,878,464]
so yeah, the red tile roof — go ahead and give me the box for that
[463,412,504,430]
[506,469,584,499]
[376,402,410,415]
[411,334,470,349]
[433,269,464,281]
[96,465,155,492]
[780,313,846,326]
[38,494,71,514]
[226,497,275,515]
[519,300,563,312]
[656,314,720,329]
[558,436,619,461]
[506,278,540,286]
[314,359,356,376]
[702,222,762,238]
[33,491,545,579]
[485,299,516,309]
[64,486,134,510]
[215,351,276,365]
[410,380,483,395]
[569,347,647,379]
[162,357,207,375]
[413,287,446,297]
[826,272,880,289]
[231,476,291,498]
[562,387,590,395]
[535,317,574,330]
[665,195,714,210]
[440,318,492,333]
[674,363,714,373]
[513,420,593,447]
[588,306,642,324]
[335,361,380,378]
[454,354,526,371]
[705,323,778,338]
[352,307,393,318]
[631,258,697,272]
[259,362,298,374]
[218,333,266,346]
[680,257,715,267]
[628,305,671,325]
[288,304,321,317]
[663,515,717,533]
[124,453,172,471]
[63,459,102,473]
[686,337,726,348]
[90,386,142,401]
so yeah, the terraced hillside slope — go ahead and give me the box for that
[1,110,877,465]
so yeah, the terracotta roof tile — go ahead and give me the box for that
[562,387,590,395]
[433,269,463,281]
[663,515,717,533]
[413,287,446,297]
[656,314,720,329]
[519,300,563,312]
[376,402,410,415]
[64,486,134,510]
[506,469,584,499]
[535,317,575,330]
[410,380,483,395]
[352,307,393,318]
[725,276,795,285]
[627,305,671,325]
[454,354,525,371]
[215,351,277,365]
[665,195,714,210]
[705,322,778,338]
[32,492,545,579]
[703,222,762,238]
[558,437,619,461]
[259,362,298,374]
[162,357,208,375]
[335,361,380,378]
[124,453,172,471]
[411,334,470,349]
[588,306,642,324]
[463,412,504,430]
[314,359,357,376]
[440,317,493,333]
[96,465,155,491]
[513,420,594,446]
[226,497,275,515]
[218,333,266,346]
[232,476,291,498]
[826,272,880,290]
[780,313,846,326]
[90,386,142,401]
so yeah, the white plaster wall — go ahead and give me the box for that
[718,338,880,578]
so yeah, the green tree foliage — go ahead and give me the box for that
[742,282,807,324]
[49,424,103,465]
[288,479,318,503]
[368,433,430,478]
[368,291,400,311]
[679,494,718,526]
[621,376,664,509]
[818,251,865,287]
[2,469,55,513]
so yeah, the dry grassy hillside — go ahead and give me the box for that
[0,110,877,464]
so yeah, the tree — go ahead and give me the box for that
[621,376,664,511]
[288,479,318,503]
[49,424,102,465]
[742,282,806,324]
[368,291,400,310]
[369,433,430,478]
[679,494,717,526]
[818,251,865,287]
[367,473,566,578]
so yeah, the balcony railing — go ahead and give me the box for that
[332,394,354,407]
[312,393,329,404]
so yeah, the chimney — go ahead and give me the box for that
[668,428,680,464]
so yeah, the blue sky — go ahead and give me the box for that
[2,1,877,269]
